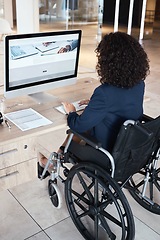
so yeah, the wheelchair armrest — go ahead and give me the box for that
[142,114,154,122]
[66,129,102,149]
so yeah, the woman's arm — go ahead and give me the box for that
[67,87,108,133]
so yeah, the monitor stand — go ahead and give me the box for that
[29,92,58,104]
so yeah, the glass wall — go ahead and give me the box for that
[102,0,158,41]
[39,0,99,30]
[38,0,102,70]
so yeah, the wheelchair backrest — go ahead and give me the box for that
[112,115,160,182]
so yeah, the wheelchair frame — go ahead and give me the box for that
[40,115,160,240]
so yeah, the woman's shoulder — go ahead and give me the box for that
[95,83,109,90]
[95,83,116,92]
[94,81,144,96]
[96,81,144,90]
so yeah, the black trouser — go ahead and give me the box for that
[67,140,111,172]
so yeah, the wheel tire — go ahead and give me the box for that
[65,162,135,240]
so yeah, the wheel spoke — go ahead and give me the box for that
[133,179,144,189]
[94,176,99,240]
[94,176,99,204]
[78,210,92,219]
[154,168,160,191]
[72,181,95,205]
[149,180,154,201]
[74,198,89,213]
[94,214,99,240]
[77,172,94,203]
[101,208,123,228]
[98,214,116,240]
[154,181,160,191]
[71,189,91,205]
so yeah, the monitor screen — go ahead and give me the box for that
[4,29,81,102]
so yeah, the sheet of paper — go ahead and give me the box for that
[4,108,52,131]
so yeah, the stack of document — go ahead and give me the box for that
[5,108,52,131]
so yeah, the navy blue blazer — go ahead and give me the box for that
[67,81,145,150]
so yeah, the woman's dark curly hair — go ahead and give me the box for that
[95,32,150,88]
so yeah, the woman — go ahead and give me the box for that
[39,31,150,177]
[63,31,150,150]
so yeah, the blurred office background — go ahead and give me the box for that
[0,0,160,40]
[0,0,160,94]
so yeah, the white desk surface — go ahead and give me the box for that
[0,77,99,145]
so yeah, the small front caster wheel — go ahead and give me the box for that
[48,179,62,208]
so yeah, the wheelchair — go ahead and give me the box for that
[40,114,160,240]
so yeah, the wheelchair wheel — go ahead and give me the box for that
[128,167,160,215]
[65,162,135,240]
[48,179,62,209]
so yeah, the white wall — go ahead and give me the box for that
[16,0,39,33]
[3,0,13,28]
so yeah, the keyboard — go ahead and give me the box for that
[55,101,87,115]
[11,45,38,60]
[11,46,26,57]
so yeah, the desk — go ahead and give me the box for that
[0,77,98,191]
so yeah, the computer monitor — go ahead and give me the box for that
[4,29,81,103]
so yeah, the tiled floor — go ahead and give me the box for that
[0,22,160,240]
